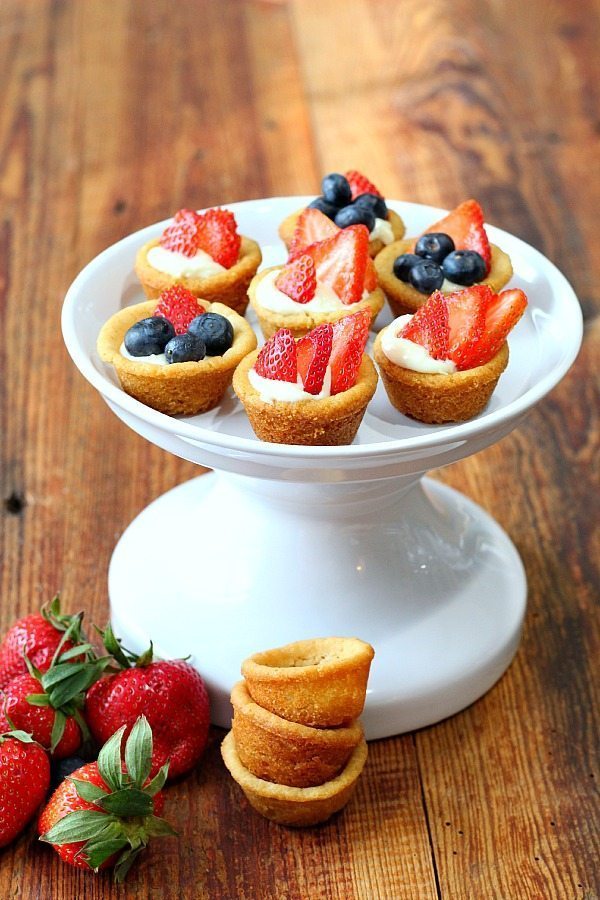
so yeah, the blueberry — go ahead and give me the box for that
[188,312,234,356]
[165,333,206,364]
[408,260,444,294]
[353,192,388,219]
[414,232,455,264]
[307,196,339,220]
[50,756,86,792]
[124,316,175,357]
[392,253,423,282]
[334,204,376,231]
[321,173,352,207]
[442,250,487,286]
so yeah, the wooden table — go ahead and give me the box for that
[1,1,598,897]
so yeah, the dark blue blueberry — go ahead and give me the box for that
[353,192,388,219]
[393,253,423,282]
[50,756,87,792]
[414,232,455,264]
[188,312,234,356]
[321,173,352,207]
[408,260,444,294]
[124,316,175,357]
[307,196,339,220]
[442,250,487,286]
[165,333,206,364]
[334,204,376,231]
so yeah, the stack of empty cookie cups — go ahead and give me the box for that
[221,637,374,827]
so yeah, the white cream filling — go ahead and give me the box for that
[248,366,332,403]
[120,342,167,366]
[370,216,394,245]
[147,245,226,278]
[381,315,457,375]
[256,269,367,314]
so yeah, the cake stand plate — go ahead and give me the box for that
[108,471,526,739]
[62,196,582,740]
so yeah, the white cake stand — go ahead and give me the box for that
[61,198,582,739]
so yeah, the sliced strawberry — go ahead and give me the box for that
[275,255,317,305]
[364,256,378,293]
[196,208,241,268]
[296,323,333,395]
[254,329,297,383]
[304,225,369,305]
[444,285,490,370]
[288,208,339,261]
[466,288,528,368]
[329,309,371,395]
[345,170,382,200]
[154,285,206,335]
[400,292,449,360]
[420,199,491,275]
[160,209,202,258]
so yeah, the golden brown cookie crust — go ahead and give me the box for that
[134,235,262,314]
[233,353,378,446]
[231,681,363,788]
[373,330,509,424]
[97,299,257,416]
[374,240,514,318]
[278,208,405,257]
[248,266,385,340]
[221,730,368,827]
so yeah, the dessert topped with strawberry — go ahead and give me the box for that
[232,310,378,445]
[135,206,262,315]
[249,215,385,340]
[278,170,405,258]
[373,285,527,424]
[375,200,514,319]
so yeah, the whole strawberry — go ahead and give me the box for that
[0,729,50,847]
[0,595,85,689]
[85,626,210,779]
[39,717,175,882]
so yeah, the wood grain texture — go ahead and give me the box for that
[0,0,598,897]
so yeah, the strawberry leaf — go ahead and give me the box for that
[144,762,169,797]
[58,643,94,662]
[97,788,154,817]
[50,709,67,753]
[124,716,152,788]
[40,810,116,844]
[69,777,109,803]
[84,838,129,871]
[0,729,35,744]
[97,725,126,792]
[144,816,178,838]
[113,846,145,883]
[25,693,51,707]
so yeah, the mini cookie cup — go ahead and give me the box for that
[134,236,262,315]
[373,330,509,424]
[221,731,368,827]
[231,681,363,788]
[240,637,375,726]
[97,300,257,416]
[278,208,405,258]
[375,239,513,318]
[232,353,378,446]
[248,266,385,340]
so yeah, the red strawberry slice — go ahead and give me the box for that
[420,199,491,275]
[160,209,202,258]
[296,323,333,394]
[275,255,317,304]
[288,208,339,261]
[345,170,382,200]
[466,288,528,368]
[154,285,206,335]
[364,256,378,293]
[400,291,449,360]
[196,208,241,268]
[254,328,297,383]
[304,225,369,305]
[329,309,371,395]
[444,285,490,370]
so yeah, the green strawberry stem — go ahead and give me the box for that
[97,623,155,670]
[40,716,176,882]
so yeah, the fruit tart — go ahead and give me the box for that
[279,169,405,257]
[249,215,385,339]
[373,285,527,423]
[233,310,378,445]
[375,200,514,318]
[97,285,257,416]
[135,207,262,315]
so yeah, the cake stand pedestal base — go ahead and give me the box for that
[109,472,526,740]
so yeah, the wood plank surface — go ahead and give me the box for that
[0,0,598,897]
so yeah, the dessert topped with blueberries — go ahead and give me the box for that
[278,169,405,257]
[375,200,513,318]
